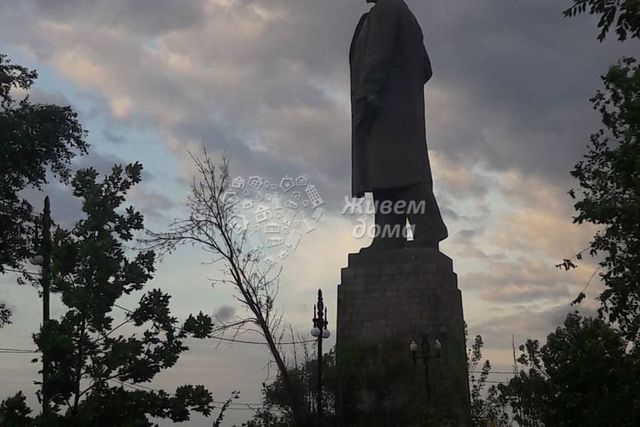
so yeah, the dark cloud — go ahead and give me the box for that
[0,0,610,277]
[27,0,206,36]
[469,303,597,351]
[103,128,125,144]
[458,228,482,240]
[73,149,160,187]
[27,86,73,106]
[1,4,624,420]
[20,182,82,230]
[439,205,462,222]
[17,148,171,229]
[214,305,236,322]
[4,0,622,208]
[464,256,588,303]
[2,0,633,199]
[73,150,125,175]
[411,0,635,184]
[451,227,490,258]
[130,188,176,220]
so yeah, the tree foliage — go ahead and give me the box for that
[565,57,640,340]
[1,52,87,326]
[0,163,220,426]
[564,0,640,41]
[0,392,32,427]
[0,302,11,327]
[514,3,640,426]
[468,335,509,427]
[561,0,640,340]
[499,313,640,426]
[244,348,337,427]
[0,53,87,273]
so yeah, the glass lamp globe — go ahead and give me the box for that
[409,340,418,353]
[29,255,44,266]
[322,329,330,339]
[310,327,321,337]
[434,339,442,351]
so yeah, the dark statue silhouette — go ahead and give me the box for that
[350,0,447,250]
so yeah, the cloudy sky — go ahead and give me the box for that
[0,0,634,425]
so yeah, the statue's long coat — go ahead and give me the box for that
[350,0,433,198]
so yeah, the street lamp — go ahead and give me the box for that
[409,334,442,403]
[311,289,330,425]
[29,255,44,266]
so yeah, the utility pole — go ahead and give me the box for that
[310,289,330,426]
[41,196,52,415]
[512,334,519,375]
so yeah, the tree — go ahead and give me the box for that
[0,52,87,324]
[147,151,305,426]
[564,57,640,340]
[249,334,512,427]
[504,3,640,425]
[244,348,338,427]
[560,0,640,341]
[0,392,32,427]
[1,163,222,426]
[563,0,640,41]
[0,303,11,327]
[499,313,640,426]
[468,335,509,427]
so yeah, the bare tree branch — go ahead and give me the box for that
[143,149,305,426]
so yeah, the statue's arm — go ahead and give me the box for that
[423,42,433,83]
[360,0,399,102]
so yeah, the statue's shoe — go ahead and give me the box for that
[360,237,404,252]
[405,238,439,250]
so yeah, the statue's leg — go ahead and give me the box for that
[368,188,405,250]
[400,182,448,249]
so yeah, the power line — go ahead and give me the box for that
[0,347,39,353]
[209,334,315,346]
[2,268,41,275]
[470,370,517,375]
[0,352,267,409]
[113,303,315,346]
[0,304,315,355]
[112,379,264,410]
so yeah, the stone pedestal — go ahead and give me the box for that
[337,247,471,426]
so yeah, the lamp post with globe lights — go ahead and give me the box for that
[310,289,330,425]
[409,334,442,404]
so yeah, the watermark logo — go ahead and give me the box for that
[341,197,426,239]
[352,221,415,239]
[225,175,324,266]
[341,197,427,216]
